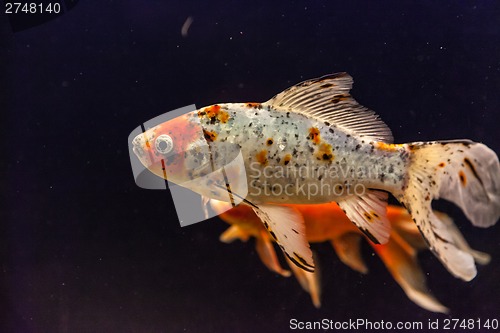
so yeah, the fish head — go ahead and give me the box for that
[132,113,212,185]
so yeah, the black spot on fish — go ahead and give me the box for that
[165,154,176,165]
[293,252,314,269]
[360,228,379,244]
[464,157,484,186]
[285,253,314,272]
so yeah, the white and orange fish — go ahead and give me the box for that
[209,199,490,313]
[132,73,499,283]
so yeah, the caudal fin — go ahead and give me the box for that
[399,140,499,281]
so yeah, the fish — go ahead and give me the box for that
[132,72,500,282]
[209,199,490,313]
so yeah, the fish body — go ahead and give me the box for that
[194,102,409,204]
[133,90,408,205]
[132,73,500,281]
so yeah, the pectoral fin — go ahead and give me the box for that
[252,204,315,272]
[219,225,250,243]
[337,190,391,244]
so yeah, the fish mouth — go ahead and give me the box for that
[132,134,153,167]
[132,136,145,156]
[132,145,144,159]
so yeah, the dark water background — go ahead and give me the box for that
[2,1,500,332]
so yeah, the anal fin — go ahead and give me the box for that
[337,190,391,244]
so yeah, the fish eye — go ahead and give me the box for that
[155,134,173,154]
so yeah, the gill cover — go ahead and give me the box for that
[128,105,248,226]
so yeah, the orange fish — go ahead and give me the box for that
[210,200,490,313]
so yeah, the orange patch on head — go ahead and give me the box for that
[316,143,334,161]
[203,129,218,142]
[459,170,467,186]
[283,154,292,166]
[256,150,268,165]
[153,115,199,152]
[308,127,321,144]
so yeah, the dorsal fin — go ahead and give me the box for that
[263,73,393,143]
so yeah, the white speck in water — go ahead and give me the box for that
[181,16,194,37]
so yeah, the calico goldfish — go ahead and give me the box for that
[132,73,500,282]
[209,199,490,313]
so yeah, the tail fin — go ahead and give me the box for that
[399,141,499,281]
